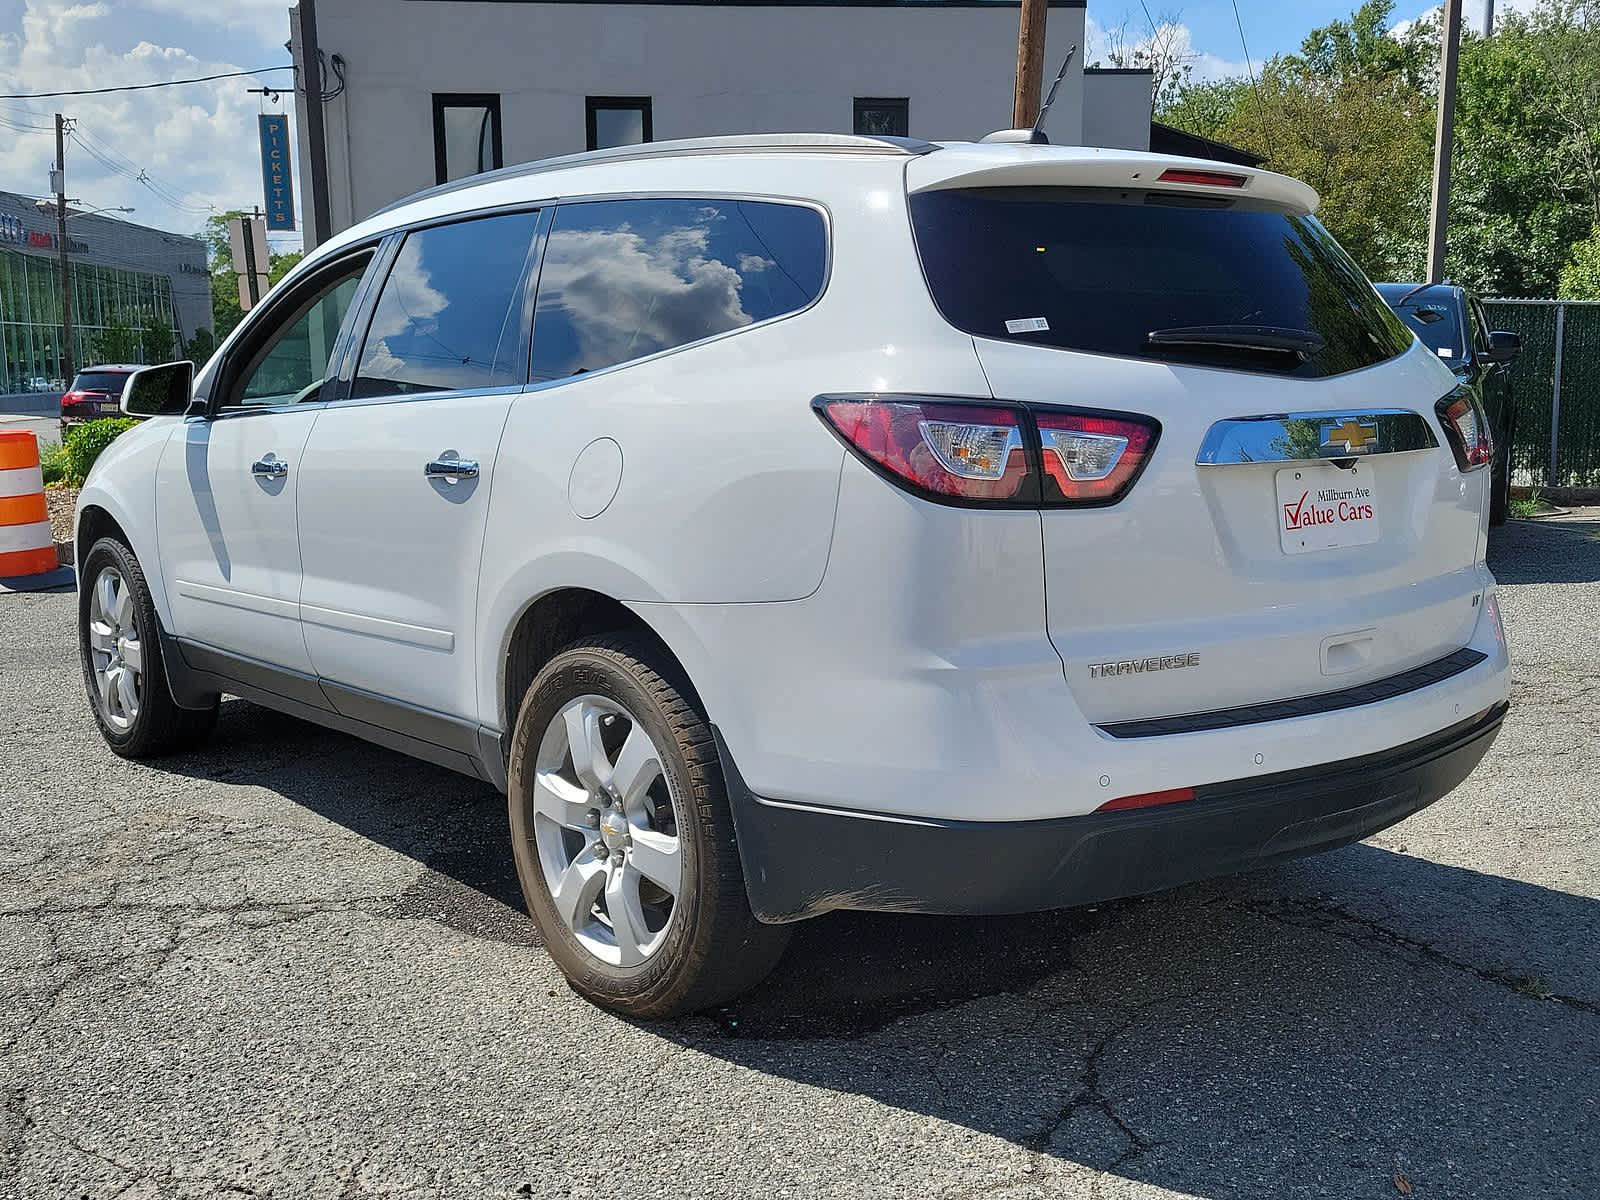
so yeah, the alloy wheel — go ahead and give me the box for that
[532,695,683,967]
[86,565,143,732]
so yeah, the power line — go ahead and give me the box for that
[0,66,293,100]
[1230,0,1276,161]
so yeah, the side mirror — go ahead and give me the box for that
[120,360,195,417]
[1480,331,1521,365]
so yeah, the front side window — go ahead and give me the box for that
[586,97,652,151]
[433,94,503,184]
[912,187,1413,379]
[231,258,369,408]
[352,210,540,399]
[529,197,827,382]
[854,97,909,138]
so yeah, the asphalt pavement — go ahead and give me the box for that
[2,515,1597,1199]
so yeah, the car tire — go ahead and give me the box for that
[506,633,788,1018]
[78,536,219,758]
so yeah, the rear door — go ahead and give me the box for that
[295,207,544,732]
[909,183,1487,726]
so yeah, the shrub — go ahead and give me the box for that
[37,439,68,485]
[64,418,139,485]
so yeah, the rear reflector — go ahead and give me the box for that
[1158,168,1248,189]
[1096,786,1196,813]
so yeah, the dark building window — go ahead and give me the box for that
[433,94,504,184]
[586,97,653,151]
[530,197,827,382]
[853,97,909,138]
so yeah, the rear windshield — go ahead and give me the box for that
[1387,300,1466,360]
[71,371,129,395]
[909,187,1413,379]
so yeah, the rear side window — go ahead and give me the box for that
[71,371,128,395]
[352,210,539,399]
[529,197,826,382]
[1384,293,1466,360]
[910,187,1412,379]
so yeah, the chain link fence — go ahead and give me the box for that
[1483,299,1600,488]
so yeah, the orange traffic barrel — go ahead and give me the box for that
[0,430,59,578]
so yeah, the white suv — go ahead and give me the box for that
[76,134,1511,1016]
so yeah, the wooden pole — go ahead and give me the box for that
[1426,0,1464,283]
[295,0,333,247]
[55,113,73,385]
[1012,0,1049,129]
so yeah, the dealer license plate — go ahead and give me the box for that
[1275,463,1381,555]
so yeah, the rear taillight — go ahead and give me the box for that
[816,399,1030,503]
[1437,390,1492,472]
[815,396,1159,508]
[60,390,89,414]
[1035,411,1156,504]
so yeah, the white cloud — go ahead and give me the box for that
[0,0,296,248]
[1085,13,1252,87]
[1394,0,1542,39]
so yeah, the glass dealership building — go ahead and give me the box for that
[0,190,209,393]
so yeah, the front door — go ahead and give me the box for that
[296,208,543,730]
[157,254,373,674]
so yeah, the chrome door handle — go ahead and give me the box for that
[251,458,289,479]
[424,455,479,482]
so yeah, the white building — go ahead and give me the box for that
[289,0,1159,245]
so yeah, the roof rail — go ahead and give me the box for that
[373,133,940,218]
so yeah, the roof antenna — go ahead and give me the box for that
[981,44,1078,145]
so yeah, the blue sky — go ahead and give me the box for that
[0,0,1528,244]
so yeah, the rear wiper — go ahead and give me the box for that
[1147,325,1326,362]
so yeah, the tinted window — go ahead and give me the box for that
[72,371,129,395]
[1388,299,1465,360]
[353,211,539,399]
[529,198,826,381]
[234,261,367,407]
[911,187,1413,379]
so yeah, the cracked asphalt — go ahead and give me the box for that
[3,514,1598,1199]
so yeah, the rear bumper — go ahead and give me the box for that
[720,702,1507,923]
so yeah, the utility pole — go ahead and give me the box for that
[1426,0,1464,284]
[1012,0,1049,129]
[54,112,73,385]
[294,0,332,248]
[1483,0,1495,37]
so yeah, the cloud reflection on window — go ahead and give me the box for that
[531,199,826,381]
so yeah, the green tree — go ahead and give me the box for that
[182,327,217,364]
[140,317,174,363]
[1159,0,1600,293]
[90,313,140,365]
[200,212,304,341]
[1560,226,1600,298]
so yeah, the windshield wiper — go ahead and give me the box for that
[1147,325,1327,362]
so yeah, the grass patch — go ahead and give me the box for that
[1508,490,1543,519]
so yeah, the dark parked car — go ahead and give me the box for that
[59,366,138,439]
[1377,283,1522,524]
